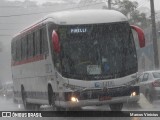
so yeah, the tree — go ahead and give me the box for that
[117,0,138,17]
[112,0,150,29]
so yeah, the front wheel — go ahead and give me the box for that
[51,91,61,111]
[21,87,31,110]
[109,103,123,111]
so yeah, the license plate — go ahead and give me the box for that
[87,65,101,75]
[99,96,112,101]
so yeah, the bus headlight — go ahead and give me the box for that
[71,97,79,102]
[130,92,136,97]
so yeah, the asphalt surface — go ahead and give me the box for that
[0,94,160,120]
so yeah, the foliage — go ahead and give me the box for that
[112,0,150,28]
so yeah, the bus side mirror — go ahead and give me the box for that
[131,25,145,48]
[52,31,60,53]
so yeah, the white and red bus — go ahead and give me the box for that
[11,10,145,111]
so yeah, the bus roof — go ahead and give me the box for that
[46,9,128,25]
[13,9,128,38]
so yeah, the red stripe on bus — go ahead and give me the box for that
[11,54,44,66]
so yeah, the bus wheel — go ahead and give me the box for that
[21,88,40,110]
[50,92,60,111]
[21,87,31,110]
[109,103,123,111]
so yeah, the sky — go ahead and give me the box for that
[135,0,160,11]
[6,0,160,11]
[7,0,81,5]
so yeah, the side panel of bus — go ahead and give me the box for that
[12,23,58,105]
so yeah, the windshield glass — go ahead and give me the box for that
[153,72,160,78]
[50,22,137,80]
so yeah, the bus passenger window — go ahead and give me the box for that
[41,27,48,54]
[33,33,35,56]
[16,39,21,61]
[27,34,31,58]
[24,37,28,59]
[21,37,25,60]
[35,30,40,55]
[28,34,34,58]
[11,41,16,61]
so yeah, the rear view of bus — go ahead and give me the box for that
[12,10,145,111]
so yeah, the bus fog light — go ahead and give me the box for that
[71,97,79,102]
[131,92,136,97]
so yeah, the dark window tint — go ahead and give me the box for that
[142,73,149,82]
[24,37,28,59]
[16,39,21,61]
[138,74,143,82]
[21,37,27,60]
[35,30,40,55]
[28,33,34,58]
[12,25,48,62]
[153,72,160,78]
[11,41,16,61]
[53,22,137,80]
[41,27,48,54]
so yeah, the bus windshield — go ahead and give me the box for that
[53,22,137,80]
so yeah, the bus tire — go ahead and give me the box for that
[21,87,40,110]
[48,86,59,111]
[21,86,31,110]
[51,93,58,111]
[109,103,123,111]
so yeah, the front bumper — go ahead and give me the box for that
[59,95,140,108]
[57,85,140,108]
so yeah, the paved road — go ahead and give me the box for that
[0,95,160,120]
